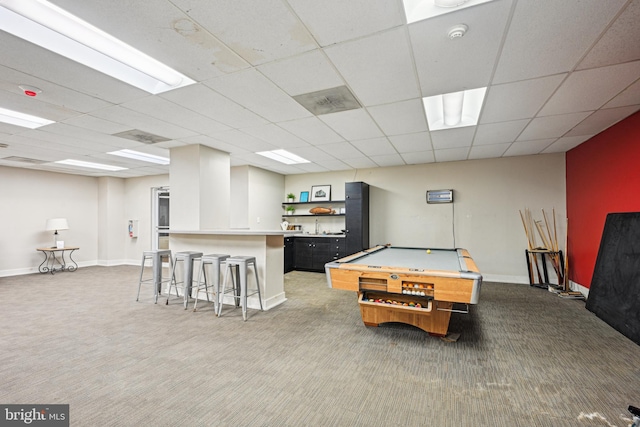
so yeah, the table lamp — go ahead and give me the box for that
[46,218,69,248]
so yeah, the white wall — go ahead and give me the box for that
[285,154,566,283]
[0,166,99,276]
[248,166,285,230]
[1,154,565,283]
[97,177,125,266]
[123,175,170,264]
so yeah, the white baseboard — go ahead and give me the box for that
[483,273,530,284]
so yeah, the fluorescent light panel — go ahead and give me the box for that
[0,107,54,129]
[0,0,195,94]
[403,0,497,24]
[423,87,487,131]
[256,149,310,165]
[108,149,169,165]
[55,159,127,171]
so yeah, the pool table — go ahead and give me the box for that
[325,245,482,336]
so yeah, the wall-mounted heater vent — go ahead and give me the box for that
[427,189,453,204]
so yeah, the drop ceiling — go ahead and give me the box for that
[0,0,638,177]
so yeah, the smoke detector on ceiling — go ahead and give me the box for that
[18,85,42,97]
[448,24,468,39]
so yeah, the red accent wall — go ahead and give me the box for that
[566,110,640,288]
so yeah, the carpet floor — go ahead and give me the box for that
[0,266,638,426]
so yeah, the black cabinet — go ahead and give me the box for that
[345,182,369,255]
[294,238,315,271]
[285,181,369,273]
[284,237,295,273]
[294,237,346,272]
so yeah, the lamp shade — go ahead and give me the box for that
[46,218,69,231]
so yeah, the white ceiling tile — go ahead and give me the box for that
[161,84,268,129]
[317,142,363,159]
[401,151,434,165]
[121,96,230,134]
[208,129,276,152]
[351,138,397,156]
[320,109,384,140]
[473,120,529,145]
[258,50,344,96]
[368,99,428,136]
[1,0,639,177]
[288,0,405,46]
[5,133,102,155]
[0,88,79,123]
[89,106,199,139]
[480,75,566,123]
[0,65,113,114]
[38,123,135,149]
[517,112,592,141]
[564,106,640,137]
[430,127,475,150]
[543,135,593,154]
[468,143,510,159]
[540,61,640,116]
[0,32,145,104]
[325,27,420,106]
[503,139,556,157]
[277,117,345,145]
[578,0,640,70]
[603,79,640,109]
[179,135,250,155]
[54,0,249,81]
[493,0,627,83]
[204,69,311,122]
[434,148,469,162]
[62,115,131,135]
[291,162,331,173]
[342,157,379,169]
[241,124,310,148]
[171,0,316,65]
[410,0,512,96]
[286,146,335,162]
[370,153,406,167]
[389,132,433,153]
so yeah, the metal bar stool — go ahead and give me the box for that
[218,256,263,321]
[166,251,203,309]
[193,254,230,313]
[136,250,173,303]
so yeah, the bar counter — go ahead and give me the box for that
[169,229,297,310]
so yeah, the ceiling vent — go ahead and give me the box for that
[2,156,46,164]
[112,129,171,144]
[293,86,362,116]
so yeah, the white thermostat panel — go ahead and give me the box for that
[427,189,453,204]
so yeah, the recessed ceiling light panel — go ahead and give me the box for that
[403,0,497,24]
[256,149,310,165]
[423,87,487,131]
[108,149,169,165]
[54,159,127,171]
[0,107,54,129]
[0,0,195,94]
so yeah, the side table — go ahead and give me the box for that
[36,247,80,274]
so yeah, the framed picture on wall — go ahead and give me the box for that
[310,185,331,202]
[300,191,309,203]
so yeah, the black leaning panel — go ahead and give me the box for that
[586,212,640,346]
